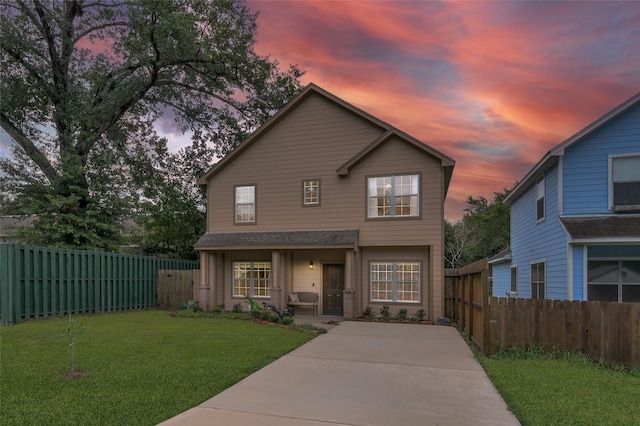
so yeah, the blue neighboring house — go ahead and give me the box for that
[490,92,640,302]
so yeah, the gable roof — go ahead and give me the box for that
[198,83,455,191]
[505,92,640,204]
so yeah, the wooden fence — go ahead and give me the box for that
[447,259,640,366]
[0,244,198,325]
[445,258,489,353]
[157,269,199,310]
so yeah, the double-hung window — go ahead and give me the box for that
[303,179,320,206]
[235,185,255,223]
[530,261,545,299]
[370,261,420,303]
[610,154,640,211]
[535,176,545,221]
[233,261,271,298]
[368,174,419,218]
[587,260,640,302]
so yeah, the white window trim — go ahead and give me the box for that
[232,261,271,298]
[608,153,640,212]
[370,261,421,303]
[235,185,256,224]
[510,265,518,295]
[586,256,640,303]
[530,260,546,299]
[303,179,320,206]
[367,174,420,219]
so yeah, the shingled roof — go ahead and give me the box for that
[194,229,359,250]
[560,216,640,240]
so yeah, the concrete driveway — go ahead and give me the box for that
[159,321,520,426]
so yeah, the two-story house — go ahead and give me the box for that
[194,84,455,321]
[491,92,640,303]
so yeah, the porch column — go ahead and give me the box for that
[343,249,356,319]
[271,251,283,308]
[198,251,211,312]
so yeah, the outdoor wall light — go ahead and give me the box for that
[309,260,314,269]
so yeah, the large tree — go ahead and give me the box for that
[445,187,512,269]
[0,0,303,251]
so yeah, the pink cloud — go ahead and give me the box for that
[247,1,640,220]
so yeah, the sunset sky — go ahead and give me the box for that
[1,1,638,221]
[244,0,640,219]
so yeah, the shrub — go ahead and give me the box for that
[396,308,408,321]
[380,305,391,320]
[413,309,426,322]
[212,304,225,314]
[281,316,294,326]
[268,314,280,323]
[232,303,243,314]
[261,311,271,321]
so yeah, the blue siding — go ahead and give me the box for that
[510,163,568,299]
[491,261,511,297]
[563,104,640,215]
[571,245,584,300]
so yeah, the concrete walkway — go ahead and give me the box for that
[159,321,520,426]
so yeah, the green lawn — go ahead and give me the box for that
[0,310,315,425]
[477,348,640,426]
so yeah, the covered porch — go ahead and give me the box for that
[194,229,360,318]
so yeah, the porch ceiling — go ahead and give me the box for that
[194,229,359,250]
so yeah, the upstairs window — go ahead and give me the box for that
[235,185,255,223]
[610,154,640,211]
[368,174,419,218]
[535,177,545,222]
[303,179,320,206]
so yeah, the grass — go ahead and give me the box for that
[0,310,315,425]
[476,347,640,425]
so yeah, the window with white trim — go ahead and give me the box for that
[235,185,255,223]
[233,262,271,298]
[610,154,640,211]
[303,180,320,206]
[370,261,420,303]
[588,260,640,302]
[510,266,517,294]
[368,174,419,218]
[535,177,545,221]
[531,262,545,299]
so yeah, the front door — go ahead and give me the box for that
[323,264,344,316]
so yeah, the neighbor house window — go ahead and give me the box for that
[368,174,419,218]
[587,260,640,303]
[510,266,518,294]
[536,177,545,221]
[370,261,420,303]
[610,154,640,211]
[235,185,255,223]
[303,180,320,206]
[233,262,271,298]
[531,262,545,299]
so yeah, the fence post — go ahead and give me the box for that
[481,266,490,355]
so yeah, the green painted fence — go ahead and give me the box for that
[0,244,198,325]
